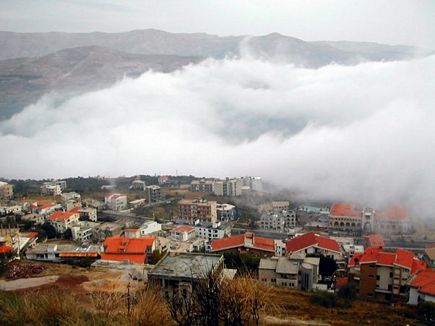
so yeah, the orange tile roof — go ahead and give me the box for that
[102,236,155,264]
[172,225,194,233]
[285,232,341,254]
[365,234,385,247]
[410,269,435,296]
[25,231,39,239]
[211,233,275,252]
[375,206,407,221]
[330,203,360,217]
[49,211,77,222]
[0,245,13,254]
[69,207,80,213]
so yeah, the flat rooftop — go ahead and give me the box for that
[149,253,223,279]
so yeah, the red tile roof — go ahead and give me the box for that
[172,225,194,233]
[210,233,275,252]
[285,232,341,254]
[330,203,360,217]
[335,277,348,289]
[49,211,78,222]
[25,231,39,239]
[365,234,385,247]
[102,236,155,264]
[375,206,407,221]
[0,245,13,254]
[410,269,435,296]
[69,207,80,213]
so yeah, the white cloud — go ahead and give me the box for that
[1,55,434,213]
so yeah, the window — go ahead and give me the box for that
[376,275,380,281]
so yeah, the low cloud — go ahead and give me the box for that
[1,56,434,214]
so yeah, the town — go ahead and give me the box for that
[0,175,434,324]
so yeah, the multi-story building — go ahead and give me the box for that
[171,225,196,242]
[373,207,411,235]
[104,193,127,211]
[408,269,435,305]
[71,221,99,242]
[130,179,146,190]
[48,210,80,234]
[0,181,14,199]
[260,210,296,232]
[195,222,231,241]
[259,254,320,290]
[139,220,162,236]
[216,203,236,221]
[177,199,217,224]
[146,185,162,203]
[190,179,215,193]
[348,247,427,301]
[214,178,242,197]
[41,183,62,196]
[329,203,362,235]
[101,236,156,264]
[77,207,98,222]
[242,176,263,192]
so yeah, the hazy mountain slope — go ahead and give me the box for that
[0,46,200,119]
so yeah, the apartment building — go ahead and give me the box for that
[177,199,217,224]
[348,247,427,301]
[216,203,236,221]
[0,181,13,199]
[146,185,162,203]
[213,178,242,197]
[71,221,99,242]
[41,183,62,196]
[195,222,231,241]
[105,193,128,211]
[190,179,215,193]
[260,210,296,232]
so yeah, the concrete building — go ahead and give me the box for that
[48,210,80,234]
[94,222,122,241]
[61,192,81,203]
[423,247,435,268]
[146,185,162,203]
[213,178,242,197]
[177,199,217,224]
[329,203,362,235]
[71,221,99,242]
[190,179,215,193]
[348,247,427,301]
[259,254,320,290]
[171,225,195,242]
[139,220,162,236]
[216,203,236,221]
[242,176,263,192]
[105,193,127,211]
[260,210,296,232]
[41,183,62,196]
[373,207,411,235]
[78,207,97,222]
[195,222,231,241]
[0,181,13,199]
[130,179,146,191]
[148,252,226,297]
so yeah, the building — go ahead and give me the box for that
[36,203,61,216]
[101,236,156,264]
[260,210,296,232]
[41,183,62,196]
[364,234,385,248]
[171,225,196,242]
[423,246,435,268]
[285,232,343,261]
[94,222,122,241]
[26,243,100,262]
[299,205,330,215]
[61,192,81,203]
[177,199,217,224]
[373,207,411,235]
[48,210,80,234]
[216,203,236,221]
[408,269,435,305]
[139,220,162,236]
[329,203,362,235]
[209,232,276,256]
[259,254,320,290]
[71,221,99,242]
[130,179,146,190]
[190,179,215,193]
[242,176,263,192]
[195,222,231,241]
[0,181,13,199]
[130,199,146,208]
[77,207,97,222]
[148,252,226,297]
[213,178,242,197]
[348,247,426,300]
[146,185,162,203]
[105,193,128,211]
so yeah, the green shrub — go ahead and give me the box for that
[309,291,352,308]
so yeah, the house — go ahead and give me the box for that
[148,252,226,297]
[259,254,320,290]
[101,236,156,264]
[48,210,80,234]
[77,207,97,222]
[139,220,162,236]
[408,269,435,305]
[423,246,435,268]
[348,247,426,300]
[105,193,127,211]
[71,221,99,242]
[171,225,195,242]
[94,222,122,241]
[209,232,276,256]
[177,199,217,224]
[329,203,362,235]
[285,232,342,261]
[195,222,231,241]
[41,182,62,196]
[61,192,81,211]
[37,203,61,216]
[124,228,141,238]
[26,243,100,262]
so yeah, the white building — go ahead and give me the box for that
[139,220,162,236]
[41,183,62,196]
[146,185,162,203]
[242,176,263,192]
[216,203,236,221]
[105,193,128,211]
[0,181,14,199]
[195,222,231,241]
[130,179,146,190]
[61,192,81,203]
[213,178,242,197]
[78,207,98,222]
[171,225,195,242]
[48,210,80,234]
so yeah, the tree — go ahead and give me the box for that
[41,222,56,239]
[319,255,338,278]
[337,283,357,301]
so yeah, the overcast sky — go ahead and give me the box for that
[0,0,434,48]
